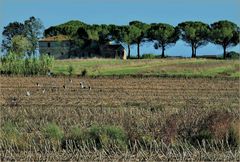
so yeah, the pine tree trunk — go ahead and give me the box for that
[191,45,195,58]
[128,44,131,59]
[137,43,140,59]
[194,47,197,58]
[161,46,165,58]
[223,46,227,59]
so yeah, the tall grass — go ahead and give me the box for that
[0,52,54,75]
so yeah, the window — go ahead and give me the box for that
[47,42,51,47]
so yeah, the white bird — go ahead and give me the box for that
[36,82,40,87]
[42,89,46,94]
[10,97,18,106]
[26,91,31,96]
[69,78,73,83]
[80,82,84,89]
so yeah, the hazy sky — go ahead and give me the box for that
[0,0,239,56]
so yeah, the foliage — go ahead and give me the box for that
[86,125,127,150]
[44,20,88,37]
[1,22,25,53]
[2,17,44,55]
[1,122,20,141]
[141,54,156,59]
[67,65,74,76]
[69,126,84,140]
[228,121,240,147]
[109,25,134,58]
[24,16,44,55]
[0,52,54,75]
[10,35,32,57]
[227,51,240,59]
[42,123,64,141]
[177,21,210,58]
[210,20,240,59]
[148,23,179,57]
[129,21,150,59]
[81,68,87,76]
[63,125,127,150]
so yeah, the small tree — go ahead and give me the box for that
[67,65,74,76]
[148,23,179,58]
[177,21,210,58]
[1,22,25,53]
[24,16,44,56]
[129,21,150,59]
[10,35,32,58]
[210,20,240,59]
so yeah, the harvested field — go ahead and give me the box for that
[0,76,240,161]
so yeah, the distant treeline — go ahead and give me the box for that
[44,20,240,59]
[2,18,239,59]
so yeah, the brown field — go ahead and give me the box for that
[0,76,240,161]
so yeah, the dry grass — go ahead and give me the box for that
[0,76,239,161]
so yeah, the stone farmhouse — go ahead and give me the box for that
[39,35,127,59]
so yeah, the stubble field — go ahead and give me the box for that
[0,76,239,161]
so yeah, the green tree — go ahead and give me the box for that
[110,25,133,58]
[123,26,134,58]
[1,22,25,53]
[44,20,88,37]
[148,23,179,58]
[10,35,32,58]
[129,21,150,59]
[177,21,210,58]
[24,16,44,55]
[210,20,240,59]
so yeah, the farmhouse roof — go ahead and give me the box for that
[39,35,71,42]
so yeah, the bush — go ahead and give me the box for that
[86,125,127,150]
[0,52,24,74]
[228,120,240,147]
[67,65,74,76]
[1,122,20,141]
[142,54,156,59]
[0,122,28,150]
[81,69,87,76]
[69,126,84,140]
[227,51,240,59]
[0,52,54,75]
[42,123,63,141]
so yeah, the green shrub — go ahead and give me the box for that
[1,122,20,140]
[228,121,240,147]
[69,126,84,140]
[67,65,74,76]
[0,52,24,74]
[42,123,63,141]
[227,51,240,59]
[190,130,213,145]
[142,54,156,59]
[0,122,28,150]
[0,52,54,75]
[81,69,87,76]
[86,125,127,150]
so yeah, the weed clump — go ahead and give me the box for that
[86,125,127,150]
[67,65,74,76]
[42,122,63,141]
[81,69,87,76]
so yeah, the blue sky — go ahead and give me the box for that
[0,0,239,56]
